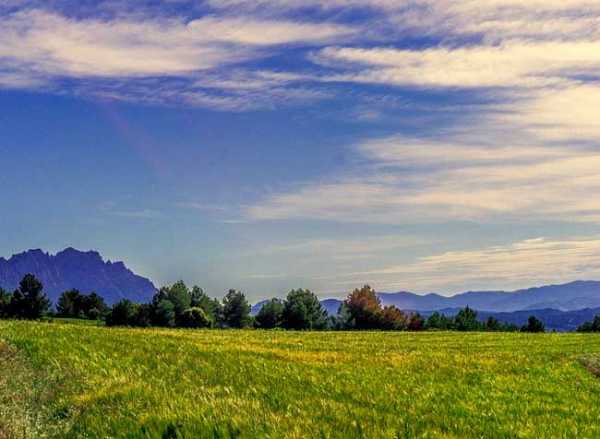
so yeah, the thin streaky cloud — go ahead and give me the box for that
[338,236,600,294]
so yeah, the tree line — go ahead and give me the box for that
[577,315,600,332]
[0,274,553,332]
[0,274,109,320]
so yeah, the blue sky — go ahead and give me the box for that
[2,0,600,301]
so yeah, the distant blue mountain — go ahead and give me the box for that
[320,299,343,316]
[0,248,156,305]
[251,281,600,319]
[375,281,600,312]
[250,300,270,316]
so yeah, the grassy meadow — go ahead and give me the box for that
[1,321,600,438]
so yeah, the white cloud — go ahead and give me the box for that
[246,130,600,223]
[315,41,600,89]
[207,0,600,42]
[1,0,598,112]
[188,15,354,46]
[236,0,600,223]
[0,9,355,79]
[496,84,600,142]
[342,236,600,293]
[193,70,308,91]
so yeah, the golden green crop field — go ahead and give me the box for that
[1,320,600,438]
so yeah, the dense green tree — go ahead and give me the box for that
[590,315,600,332]
[149,281,200,326]
[82,292,109,319]
[521,316,545,333]
[132,303,153,327]
[501,322,520,332]
[167,281,192,317]
[9,274,50,319]
[344,285,383,330]
[222,289,252,328]
[329,302,353,330]
[255,299,284,329]
[485,316,501,331]
[577,315,600,332]
[209,298,224,327]
[57,289,108,320]
[454,306,481,331]
[180,307,212,328]
[57,289,83,317]
[151,285,181,327]
[282,289,327,330]
[190,286,221,325]
[106,299,137,326]
[154,299,177,327]
[426,312,452,330]
[190,286,208,308]
[0,287,12,318]
[151,287,170,308]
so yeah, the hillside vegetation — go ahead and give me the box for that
[1,321,600,438]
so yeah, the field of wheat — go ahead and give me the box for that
[1,320,600,438]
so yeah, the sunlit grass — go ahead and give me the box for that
[1,321,600,438]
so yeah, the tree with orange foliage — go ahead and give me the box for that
[381,305,408,330]
[344,285,384,329]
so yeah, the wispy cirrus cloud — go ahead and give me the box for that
[246,128,600,224]
[314,42,600,89]
[0,7,355,107]
[228,0,600,223]
[2,0,599,112]
[0,9,355,77]
[333,236,600,294]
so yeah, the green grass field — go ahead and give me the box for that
[1,321,600,438]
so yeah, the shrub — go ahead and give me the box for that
[0,288,12,318]
[180,307,212,328]
[190,286,222,324]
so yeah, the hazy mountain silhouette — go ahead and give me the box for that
[375,281,600,312]
[290,281,600,317]
[0,248,156,304]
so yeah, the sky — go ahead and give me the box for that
[2,0,600,301]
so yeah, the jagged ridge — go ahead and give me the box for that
[0,248,156,305]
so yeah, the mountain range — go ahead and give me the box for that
[252,282,600,331]
[313,281,600,315]
[3,247,600,329]
[0,248,156,305]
